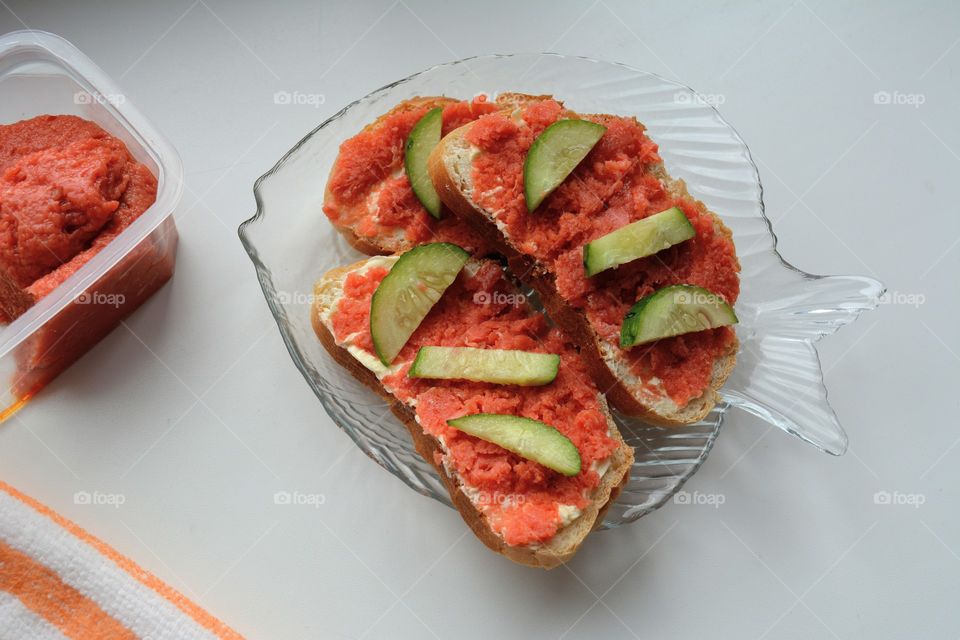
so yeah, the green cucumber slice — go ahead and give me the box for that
[583,207,695,277]
[447,414,581,476]
[409,346,560,386]
[620,285,738,348]
[404,107,443,219]
[523,119,606,212]
[370,243,469,364]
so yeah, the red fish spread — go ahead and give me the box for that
[324,97,496,251]
[0,115,158,317]
[327,257,620,546]
[465,100,741,406]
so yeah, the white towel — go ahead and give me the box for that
[0,481,243,639]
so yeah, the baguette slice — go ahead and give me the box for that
[429,95,741,425]
[311,255,632,568]
[322,94,551,256]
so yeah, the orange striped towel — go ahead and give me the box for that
[0,481,243,639]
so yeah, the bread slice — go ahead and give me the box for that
[311,255,632,568]
[322,94,552,256]
[428,95,740,426]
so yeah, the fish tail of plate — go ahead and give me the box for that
[723,273,885,455]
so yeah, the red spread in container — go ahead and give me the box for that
[330,260,619,546]
[465,101,741,406]
[324,97,497,251]
[0,115,158,318]
[0,115,171,410]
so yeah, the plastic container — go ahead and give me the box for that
[0,30,182,419]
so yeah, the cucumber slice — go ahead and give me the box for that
[447,414,581,476]
[370,243,469,365]
[583,207,695,277]
[409,346,560,386]
[523,119,606,212]
[620,285,738,348]
[404,107,443,219]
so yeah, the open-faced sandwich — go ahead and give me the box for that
[314,91,741,567]
[429,95,741,425]
[311,244,632,568]
[322,93,547,256]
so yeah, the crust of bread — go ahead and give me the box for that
[311,259,632,569]
[323,94,556,257]
[428,96,739,426]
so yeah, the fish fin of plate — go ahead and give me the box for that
[723,274,884,454]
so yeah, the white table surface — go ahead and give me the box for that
[1,2,957,638]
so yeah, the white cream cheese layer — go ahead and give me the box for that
[557,504,582,527]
